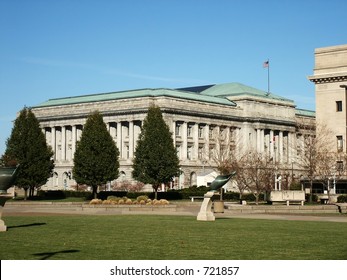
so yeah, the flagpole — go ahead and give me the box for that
[267,58,270,94]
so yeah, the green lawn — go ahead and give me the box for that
[0,215,346,260]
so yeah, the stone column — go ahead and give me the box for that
[72,125,76,159]
[204,124,209,161]
[260,129,265,153]
[129,121,134,159]
[117,122,122,158]
[288,132,294,163]
[182,122,187,160]
[270,130,274,159]
[51,127,56,159]
[279,131,283,163]
[256,129,261,153]
[61,126,66,161]
[172,120,176,146]
[235,127,240,157]
[193,123,199,159]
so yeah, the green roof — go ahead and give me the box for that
[295,108,316,117]
[33,88,237,108]
[201,82,294,103]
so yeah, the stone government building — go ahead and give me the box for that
[31,82,315,191]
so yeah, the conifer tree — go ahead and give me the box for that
[4,107,54,199]
[132,105,180,199]
[73,111,119,198]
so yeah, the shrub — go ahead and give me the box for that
[90,199,102,204]
[305,194,318,203]
[136,195,149,202]
[337,195,347,203]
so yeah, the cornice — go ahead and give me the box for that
[35,106,297,128]
[308,73,347,84]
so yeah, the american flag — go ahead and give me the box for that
[263,60,269,68]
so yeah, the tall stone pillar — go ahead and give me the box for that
[172,120,176,146]
[269,130,274,159]
[117,122,122,158]
[279,131,283,163]
[204,124,209,161]
[182,122,187,160]
[193,123,199,159]
[129,121,134,159]
[256,129,261,152]
[72,125,76,159]
[260,129,265,153]
[61,126,66,161]
[51,127,56,159]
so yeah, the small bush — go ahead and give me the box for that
[337,195,347,203]
[136,195,148,202]
[89,199,102,204]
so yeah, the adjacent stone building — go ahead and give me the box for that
[31,82,315,190]
[308,44,347,153]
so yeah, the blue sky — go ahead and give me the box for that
[1,0,346,155]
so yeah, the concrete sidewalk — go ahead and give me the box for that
[2,201,347,223]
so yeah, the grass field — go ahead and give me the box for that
[0,215,346,260]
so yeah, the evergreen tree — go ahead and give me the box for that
[73,111,119,198]
[132,105,180,199]
[4,107,54,199]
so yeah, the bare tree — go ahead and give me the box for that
[236,150,276,204]
[296,122,335,202]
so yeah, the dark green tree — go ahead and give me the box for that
[132,105,180,199]
[4,107,54,199]
[73,111,119,198]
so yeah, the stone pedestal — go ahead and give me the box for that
[0,194,12,231]
[213,201,224,213]
[197,191,215,221]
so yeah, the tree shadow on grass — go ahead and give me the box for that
[32,249,80,260]
[7,222,47,229]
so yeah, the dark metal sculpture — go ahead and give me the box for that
[0,167,18,194]
[0,166,18,231]
[210,171,236,191]
[0,167,18,206]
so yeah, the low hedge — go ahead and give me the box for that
[34,189,265,202]
[337,195,347,203]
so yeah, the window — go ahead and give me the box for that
[336,101,343,112]
[336,161,344,172]
[187,125,193,137]
[175,123,181,136]
[337,136,343,152]
[176,145,181,159]
[198,126,204,138]
[209,127,214,138]
[198,146,203,159]
[187,146,192,160]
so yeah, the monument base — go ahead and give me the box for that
[0,194,13,232]
[197,191,215,221]
[0,214,7,231]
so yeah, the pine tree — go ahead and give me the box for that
[73,111,119,198]
[4,107,54,199]
[132,105,180,199]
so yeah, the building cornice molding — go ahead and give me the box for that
[308,73,347,84]
[36,106,297,129]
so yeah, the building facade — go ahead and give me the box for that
[31,82,315,190]
[308,44,347,153]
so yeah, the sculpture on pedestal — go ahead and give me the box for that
[197,172,236,221]
[0,166,18,231]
